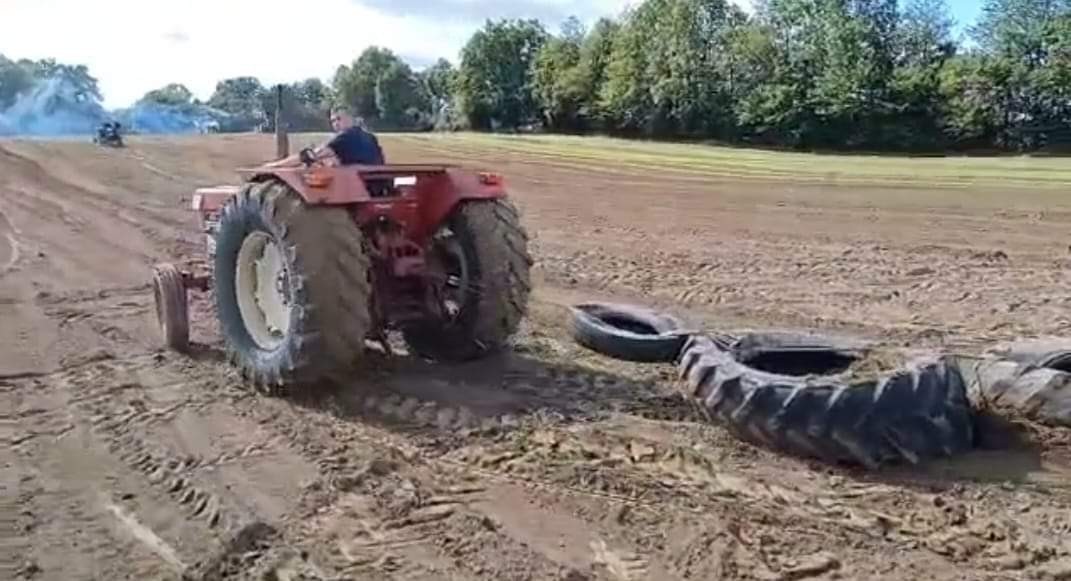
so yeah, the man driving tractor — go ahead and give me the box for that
[266,105,385,168]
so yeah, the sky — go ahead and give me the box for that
[1,0,984,109]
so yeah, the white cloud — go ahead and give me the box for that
[1,0,480,107]
[0,0,751,109]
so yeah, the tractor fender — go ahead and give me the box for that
[238,167,369,205]
[235,165,506,207]
[415,169,507,238]
[224,167,511,242]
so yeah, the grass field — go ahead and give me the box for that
[374,132,1071,189]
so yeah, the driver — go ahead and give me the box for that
[266,106,385,168]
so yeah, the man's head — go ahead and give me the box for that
[330,105,370,132]
[330,107,355,132]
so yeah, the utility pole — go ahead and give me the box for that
[275,84,288,158]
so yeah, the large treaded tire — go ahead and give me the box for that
[678,334,975,469]
[402,198,532,361]
[213,179,373,392]
[569,302,693,363]
[961,340,1071,427]
[729,331,868,376]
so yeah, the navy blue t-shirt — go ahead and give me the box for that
[327,126,385,165]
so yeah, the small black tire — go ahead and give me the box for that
[569,302,694,363]
[678,334,975,469]
[401,198,532,361]
[152,263,190,353]
[213,179,373,393]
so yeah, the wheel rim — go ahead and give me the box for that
[235,232,291,349]
[430,227,470,324]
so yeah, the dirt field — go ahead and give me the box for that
[2,132,1070,581]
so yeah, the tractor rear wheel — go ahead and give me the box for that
[213,179,373,393]
[403,198,532,361]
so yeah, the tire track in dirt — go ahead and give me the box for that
[0,205,19,275]
[0,144,177,260]
[4,350,327,579]
[0,142,201,371]
[186,340,714,580]
[9,326,1071,580]
[7,134,1071,580]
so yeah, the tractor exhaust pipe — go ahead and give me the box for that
[275,84,289,158]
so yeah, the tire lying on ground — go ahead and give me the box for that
[957,339,1071,428]
[569,302,695,363]
[678,334,976,469]
[728,331,869,376]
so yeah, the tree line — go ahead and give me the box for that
[3,0,1068,151]
[441,0,1069,152]
[207,0,1071,152]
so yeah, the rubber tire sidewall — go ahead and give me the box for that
[214,183,304,379]
[569,302,689,363]
[402,199,531,361]
[153,264,189,353]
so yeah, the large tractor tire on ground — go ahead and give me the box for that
[569,302,695,362]
[213,179,373,392]
[728,331,869,376]
[957,339,1071,427]
[402,198,532,361]
[678,334,976,469]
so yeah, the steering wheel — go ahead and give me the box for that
[299,147,318,166]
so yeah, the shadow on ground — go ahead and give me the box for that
[186,339,1069,490]
[279,346,694,440]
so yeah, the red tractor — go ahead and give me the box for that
[151,154,533,392]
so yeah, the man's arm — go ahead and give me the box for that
[263,141,338,168]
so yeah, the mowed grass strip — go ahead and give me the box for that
[383,133,1071,189]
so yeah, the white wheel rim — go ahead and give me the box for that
[235,232,291,349]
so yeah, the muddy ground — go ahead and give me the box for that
[2,133,1070,581]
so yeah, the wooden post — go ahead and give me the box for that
[275,84,289,159]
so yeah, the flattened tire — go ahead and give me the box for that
[678,335,975,468]
[966,340,1071,427]
[214,180,373,392]
[402,199,532,361]
[569,302,692,363]
[152,263,189,353]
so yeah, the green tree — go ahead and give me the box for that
[532,31,584,130]
[972,0,1069,59]
[208,76,268,130]
[376,61,431,129]
[572,18,620,128]
[333,47,430,128]
[881,0,958,149]
[22,58,102,104]
[421,58,457,106]
[456,19,549,129]
[140,83,194,106]
[962,0,1070,148]
[0,55,35,109]
[938,55,1006,147]
[601,0,743,137]
[333,47,400,122]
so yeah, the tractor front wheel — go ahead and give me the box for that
[213,180,373,393]
[403,198,533,361]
